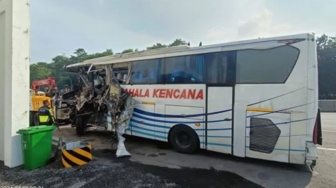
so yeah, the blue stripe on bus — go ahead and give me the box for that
[245,118,314,128]
[129,122,207,137]
[199,135,232,138]
[206,128,232,131]
[130,122,229,140]
[131,118,170,129]
[246,134,308,138]
[131,123,233,148]
[205,142,232,147]
[132,113,229,124]
[133,108,232,118]
[194,128,231,131]
[247,102,314,118]
[130,119,230,132]
[247,87,305,106]
[245,146,306,152]
[272,148,306,152]
[130,121,230,138]
[130,123,166,134]
[131,118,203,132]
[131,129,167,140]
[286,149,306,152]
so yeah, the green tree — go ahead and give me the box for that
[317,34,336,51]
[317,34,336,99]
[169,39,187,47]
[70,48,88,63]
[73,48,87,57]
[146,39,188,50]
[86,49,114,60]
[30,62,53,85]
[122,48,134,54]
[49,55,74,88]
[147,43,167,50]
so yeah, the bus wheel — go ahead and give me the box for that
[76,116,85,136]
[169,125,199,154]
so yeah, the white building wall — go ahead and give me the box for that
[0,0,6,162]
[0,0,30,167]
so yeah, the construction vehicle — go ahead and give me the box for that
[30,77,57,126]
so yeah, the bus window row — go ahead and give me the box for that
[127,45,299,85]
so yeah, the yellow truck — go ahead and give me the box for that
[29,77,56,126]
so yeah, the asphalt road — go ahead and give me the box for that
[1,113,335,188]
[306,113,336,188]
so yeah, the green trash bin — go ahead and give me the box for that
[17,125,56,170]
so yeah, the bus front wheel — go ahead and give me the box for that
[169,125,199,154]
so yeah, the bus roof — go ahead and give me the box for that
[66,33,313,69]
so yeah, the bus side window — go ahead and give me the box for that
[164,55,204,84]
[171,63,186,83]
[205,52,232,84]
[194,55,205,82]
[130,59,161,84]
[133,71,143,83]
[236,46,299,84]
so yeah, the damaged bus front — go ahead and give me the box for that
[56,62,135,157]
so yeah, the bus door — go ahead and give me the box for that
[204,51,236,154]
[206,87,233,154]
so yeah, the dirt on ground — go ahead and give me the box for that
[0,147,263,188]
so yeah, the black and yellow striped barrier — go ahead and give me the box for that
[61,144,92,168]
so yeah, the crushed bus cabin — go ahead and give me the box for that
[57,33,322,167]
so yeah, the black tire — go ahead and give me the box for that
[76,116,85,136]
[169,125,199,154]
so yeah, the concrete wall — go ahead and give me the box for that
[0,0,30,167]
[319,100,336,112]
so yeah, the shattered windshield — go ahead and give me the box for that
[78,73,91,87]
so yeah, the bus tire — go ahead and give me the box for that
[76,116,85,136]
[169,125,199,154]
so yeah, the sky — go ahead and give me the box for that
[30,0,336,63]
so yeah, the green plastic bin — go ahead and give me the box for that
[17,125,56,170]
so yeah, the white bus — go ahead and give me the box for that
[66,33,322,166]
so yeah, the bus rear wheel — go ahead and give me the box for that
[169,125,199,154]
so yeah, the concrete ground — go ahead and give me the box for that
[0,113,335,187]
